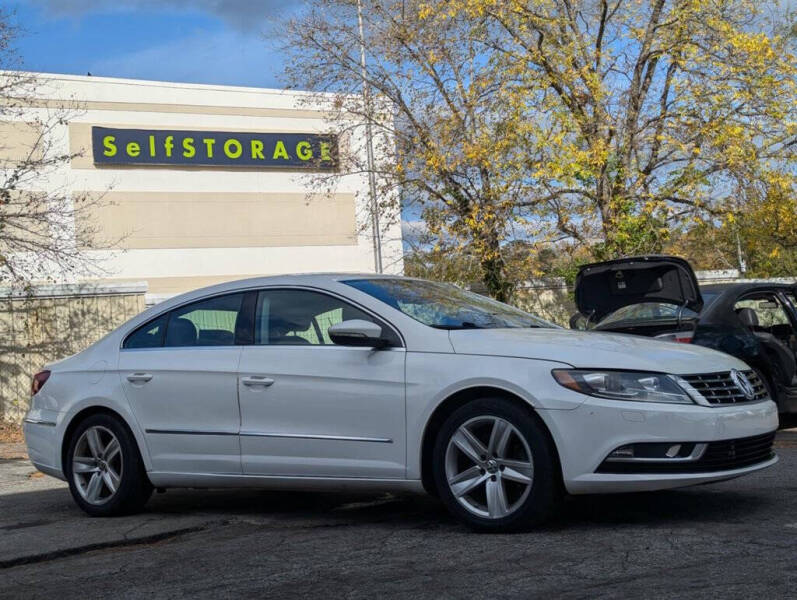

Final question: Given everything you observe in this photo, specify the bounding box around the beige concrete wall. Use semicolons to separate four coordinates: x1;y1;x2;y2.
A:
36;99;330;121
103;275;253;295
0;286;146;423
0;121;43;162
76;191;357;249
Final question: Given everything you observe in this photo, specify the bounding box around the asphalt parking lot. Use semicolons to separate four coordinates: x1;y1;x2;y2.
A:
1;432;796;600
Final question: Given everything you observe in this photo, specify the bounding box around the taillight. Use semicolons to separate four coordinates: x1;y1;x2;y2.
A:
654;331;694;344
31;370;51;396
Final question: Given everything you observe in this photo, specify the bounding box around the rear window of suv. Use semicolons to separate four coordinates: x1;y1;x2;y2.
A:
598;302;700;326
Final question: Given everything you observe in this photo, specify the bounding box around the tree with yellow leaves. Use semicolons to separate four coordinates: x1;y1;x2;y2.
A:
282;1;796;299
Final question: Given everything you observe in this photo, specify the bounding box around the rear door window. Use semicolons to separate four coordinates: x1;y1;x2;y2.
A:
123;313;168;349
124;292;252;349
165;293;246;347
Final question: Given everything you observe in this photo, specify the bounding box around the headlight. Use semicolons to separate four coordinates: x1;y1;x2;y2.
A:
551;369;696;404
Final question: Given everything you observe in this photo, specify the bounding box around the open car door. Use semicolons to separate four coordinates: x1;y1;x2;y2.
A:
574;255;703;325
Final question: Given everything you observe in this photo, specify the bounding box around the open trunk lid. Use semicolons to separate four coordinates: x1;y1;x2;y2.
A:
574;255;703;323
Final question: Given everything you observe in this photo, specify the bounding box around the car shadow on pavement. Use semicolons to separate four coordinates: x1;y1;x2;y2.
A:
551;488;772;530
0;483;774;534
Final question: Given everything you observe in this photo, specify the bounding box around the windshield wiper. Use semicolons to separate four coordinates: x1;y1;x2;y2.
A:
430;321;484;330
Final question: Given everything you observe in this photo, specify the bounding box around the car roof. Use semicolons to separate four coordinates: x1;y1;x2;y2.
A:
168;272;418;299
124;273;426;335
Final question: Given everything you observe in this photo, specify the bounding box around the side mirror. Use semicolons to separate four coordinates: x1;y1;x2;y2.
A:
328;319;388;348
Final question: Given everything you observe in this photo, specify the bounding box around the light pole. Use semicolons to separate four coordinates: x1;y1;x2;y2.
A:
357;0;383;273
735;227;747;275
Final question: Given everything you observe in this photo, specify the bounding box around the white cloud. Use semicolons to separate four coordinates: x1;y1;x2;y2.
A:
87;29;281;87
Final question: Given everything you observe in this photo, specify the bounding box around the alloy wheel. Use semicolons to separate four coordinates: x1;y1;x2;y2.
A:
444;416;534;519
72;425;124;505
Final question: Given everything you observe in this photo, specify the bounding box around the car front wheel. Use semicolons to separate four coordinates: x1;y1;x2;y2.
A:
65;413;153;517
432;397;559;532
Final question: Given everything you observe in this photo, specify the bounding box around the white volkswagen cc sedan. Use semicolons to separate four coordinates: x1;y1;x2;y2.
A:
24;275;779;531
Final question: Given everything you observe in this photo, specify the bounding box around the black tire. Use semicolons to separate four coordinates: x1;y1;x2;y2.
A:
432;397;559;533
65;413;153;517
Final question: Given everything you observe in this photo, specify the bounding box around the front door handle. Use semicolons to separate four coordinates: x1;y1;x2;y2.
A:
127;373;153;383
241;376;275;387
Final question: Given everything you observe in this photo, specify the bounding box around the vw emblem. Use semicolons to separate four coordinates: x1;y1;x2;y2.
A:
730;369;756;400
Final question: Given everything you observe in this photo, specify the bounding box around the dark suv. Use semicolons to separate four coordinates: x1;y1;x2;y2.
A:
572;256;797;414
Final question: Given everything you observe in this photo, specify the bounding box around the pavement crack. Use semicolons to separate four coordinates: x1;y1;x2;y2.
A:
122;517;156;540
0;524;208;570
0;519;55;531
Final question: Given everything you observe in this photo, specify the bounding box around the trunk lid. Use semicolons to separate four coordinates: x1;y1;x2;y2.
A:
574;255;703;323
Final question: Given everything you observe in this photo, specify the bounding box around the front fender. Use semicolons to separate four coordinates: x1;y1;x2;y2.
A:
405;353;581;479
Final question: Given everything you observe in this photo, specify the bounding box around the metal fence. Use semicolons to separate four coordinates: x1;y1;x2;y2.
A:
0;282;147;423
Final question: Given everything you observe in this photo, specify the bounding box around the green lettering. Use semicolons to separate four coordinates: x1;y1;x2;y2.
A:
102;135;117;157
148;135;156;157
272;140;290;160
126;141;140;157
224;138;242;159
182;137;196;158
320;142;332;162
203;138;215;158
296;141;313;161
251;140;264;160
164;135;175;158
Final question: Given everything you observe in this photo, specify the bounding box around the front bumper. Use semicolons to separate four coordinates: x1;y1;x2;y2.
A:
539;397;779;495
564;455;778;494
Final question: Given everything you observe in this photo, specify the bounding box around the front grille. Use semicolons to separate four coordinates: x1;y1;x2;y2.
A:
681;370;768;405
596;432;776;474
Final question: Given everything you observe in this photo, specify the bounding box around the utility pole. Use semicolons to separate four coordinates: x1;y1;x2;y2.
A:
357;0;383;273
735;227;747;275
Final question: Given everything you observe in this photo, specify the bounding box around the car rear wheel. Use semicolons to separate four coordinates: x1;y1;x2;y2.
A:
432;397;559;532
65;413;153;517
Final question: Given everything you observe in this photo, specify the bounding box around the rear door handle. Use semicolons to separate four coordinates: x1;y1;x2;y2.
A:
241;376;275;387
127;373;153;383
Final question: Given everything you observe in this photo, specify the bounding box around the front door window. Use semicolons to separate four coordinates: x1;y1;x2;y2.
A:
254;289;399;346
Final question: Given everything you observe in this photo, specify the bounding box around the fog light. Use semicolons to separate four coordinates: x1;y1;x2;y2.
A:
604;442;704;463
608;445;634;459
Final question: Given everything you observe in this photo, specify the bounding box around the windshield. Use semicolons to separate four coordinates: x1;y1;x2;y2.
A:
344;278;556;330
598;302;700;326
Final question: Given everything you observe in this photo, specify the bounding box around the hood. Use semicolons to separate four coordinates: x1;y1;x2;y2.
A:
575;256;703;323
448;328;748;374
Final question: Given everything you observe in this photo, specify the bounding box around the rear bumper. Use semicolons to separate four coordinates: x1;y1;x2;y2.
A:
540;397;779;495
23;411;65;481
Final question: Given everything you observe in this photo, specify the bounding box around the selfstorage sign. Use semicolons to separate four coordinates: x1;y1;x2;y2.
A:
92;127;338;170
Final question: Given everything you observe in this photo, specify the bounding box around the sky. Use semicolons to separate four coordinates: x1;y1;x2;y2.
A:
4;0;293;88
2;0;422;242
